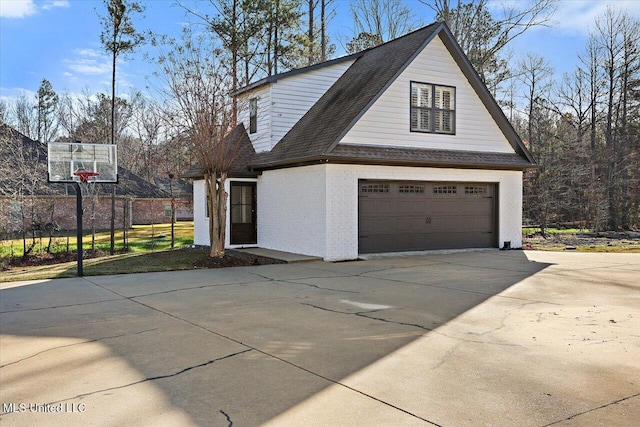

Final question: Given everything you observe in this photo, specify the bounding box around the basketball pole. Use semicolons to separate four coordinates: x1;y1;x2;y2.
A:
75;182;83;277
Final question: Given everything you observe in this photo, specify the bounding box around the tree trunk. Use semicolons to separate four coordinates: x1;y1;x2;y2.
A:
308;0;314;65
110;186;116;254
110;42;117;255
206;172;228;258
320;0;326;61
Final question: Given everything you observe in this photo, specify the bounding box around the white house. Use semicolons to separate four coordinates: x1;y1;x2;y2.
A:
186;22;536;261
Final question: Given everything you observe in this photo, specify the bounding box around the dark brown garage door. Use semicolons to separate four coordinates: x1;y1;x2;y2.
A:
358;181;496;253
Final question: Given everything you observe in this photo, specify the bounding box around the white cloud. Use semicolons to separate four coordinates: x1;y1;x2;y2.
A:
66;58;111;75
64;48;111;76
553;0;640;36
0;0;37;18
1;0;69;18
42;0;70;11
74;48;103;58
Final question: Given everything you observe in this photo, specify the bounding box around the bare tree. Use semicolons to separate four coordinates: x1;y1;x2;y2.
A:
0;100;7;125
152;30;241;257
517;53;556;234
517;52;554;152
349;0;417;45
427;0;555;93
11;93;37;140
0;125;53;256
126;91;163;181
99;0;145;254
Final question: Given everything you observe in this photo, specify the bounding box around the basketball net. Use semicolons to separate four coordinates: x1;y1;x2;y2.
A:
74;169;99;198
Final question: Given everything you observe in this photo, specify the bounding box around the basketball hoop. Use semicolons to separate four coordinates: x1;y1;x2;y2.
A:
74;169;99;198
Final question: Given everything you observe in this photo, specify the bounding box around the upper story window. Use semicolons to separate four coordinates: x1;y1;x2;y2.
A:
410;82;455;134
249;98;258;134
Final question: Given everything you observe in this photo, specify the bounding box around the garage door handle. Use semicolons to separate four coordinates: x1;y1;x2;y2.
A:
425;217;432;224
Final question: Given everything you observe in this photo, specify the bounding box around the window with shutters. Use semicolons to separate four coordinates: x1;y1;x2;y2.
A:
410;82;455;134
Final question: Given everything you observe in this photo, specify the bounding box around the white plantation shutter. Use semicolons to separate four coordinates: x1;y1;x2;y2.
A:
410;83;455;133
434;86;454;110
434;86;455;133
411;83;431;107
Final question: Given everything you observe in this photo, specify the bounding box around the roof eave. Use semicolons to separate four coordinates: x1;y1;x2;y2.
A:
250;155;538;172
181;168;260;180
232;52;364;97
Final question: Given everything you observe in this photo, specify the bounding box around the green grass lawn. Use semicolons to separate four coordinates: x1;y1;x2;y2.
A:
522;227;590;235
0;222;199;282
0;246;211;282
0;222;194;258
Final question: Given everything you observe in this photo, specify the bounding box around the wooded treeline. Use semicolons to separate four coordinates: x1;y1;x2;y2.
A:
1;0;638;234
512;8;640;231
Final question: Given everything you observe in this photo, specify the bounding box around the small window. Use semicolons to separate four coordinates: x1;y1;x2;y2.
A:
411;82;455;134
465;186;487;195
433;185;457;194
399;185;425;194
361;183;389;193
249;98;258;134
164;203;172;217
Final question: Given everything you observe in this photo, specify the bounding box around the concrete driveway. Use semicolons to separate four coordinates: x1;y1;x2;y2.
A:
1;250;638;426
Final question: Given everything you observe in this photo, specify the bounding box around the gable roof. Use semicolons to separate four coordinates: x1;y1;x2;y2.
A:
182;123;258;179
250;22;535;171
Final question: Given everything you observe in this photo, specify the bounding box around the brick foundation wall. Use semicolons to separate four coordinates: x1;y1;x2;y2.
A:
1;196;193;233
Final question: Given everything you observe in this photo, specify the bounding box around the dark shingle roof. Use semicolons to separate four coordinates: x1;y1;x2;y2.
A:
252;23;442;168
246;22;535;171
182;123;258;179
153;177;193;199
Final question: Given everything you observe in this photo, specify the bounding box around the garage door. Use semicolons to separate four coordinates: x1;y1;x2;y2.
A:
358;181;496;253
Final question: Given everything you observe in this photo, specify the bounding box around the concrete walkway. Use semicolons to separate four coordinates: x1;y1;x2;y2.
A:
1;251;638;426
234;247;322;263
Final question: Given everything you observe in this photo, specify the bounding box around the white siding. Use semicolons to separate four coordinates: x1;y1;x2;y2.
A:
238;85;272;153
237;60;355;153
270;60;355;147
257;165;327;257
340;35;514;153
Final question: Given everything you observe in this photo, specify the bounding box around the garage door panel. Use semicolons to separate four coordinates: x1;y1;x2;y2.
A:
359;180;496;253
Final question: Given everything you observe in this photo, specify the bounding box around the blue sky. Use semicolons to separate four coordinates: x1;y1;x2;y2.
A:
1;0;640;103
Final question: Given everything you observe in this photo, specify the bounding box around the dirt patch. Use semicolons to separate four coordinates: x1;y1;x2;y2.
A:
192;249;286;268
523;231;640;252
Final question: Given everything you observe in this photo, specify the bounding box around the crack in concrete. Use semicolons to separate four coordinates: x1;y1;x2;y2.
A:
77;278;441;426
248;271;361;294
282;279;360;294
0;328;157;369
39;349;253;407
542;392;640;426
302;303;519;347
128;281;257;299
220;409;233;426
0;298;122;314
432;342;460;370
1;313;162;335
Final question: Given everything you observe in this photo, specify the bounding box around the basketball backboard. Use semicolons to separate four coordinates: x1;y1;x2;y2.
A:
48;142;118;183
